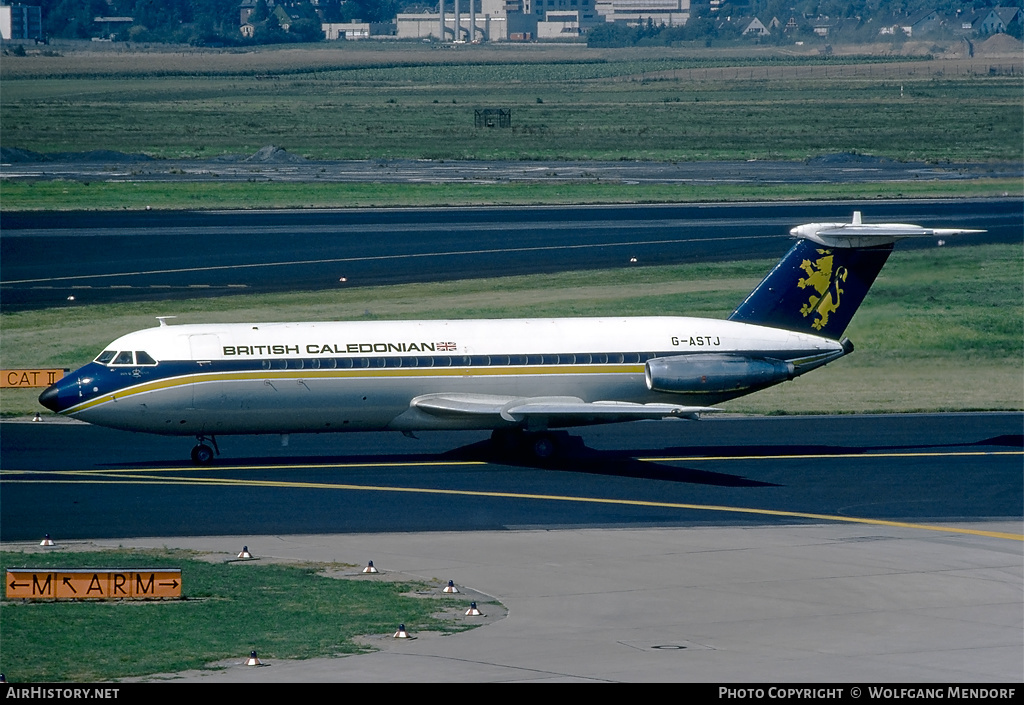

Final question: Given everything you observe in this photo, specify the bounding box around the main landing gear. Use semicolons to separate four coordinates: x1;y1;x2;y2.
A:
490;428;562;461
190;435;219;465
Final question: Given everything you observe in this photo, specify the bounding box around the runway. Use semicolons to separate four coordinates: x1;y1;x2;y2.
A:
2;199;1019;310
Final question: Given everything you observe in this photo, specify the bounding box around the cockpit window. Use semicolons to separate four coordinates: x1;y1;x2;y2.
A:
135;351;157;365
113;351;135;365
95;350;116;364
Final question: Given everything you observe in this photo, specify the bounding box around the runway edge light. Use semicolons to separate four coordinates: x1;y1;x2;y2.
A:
237;546;253;559
39;534;54;547
393;624;411;639
246;651;263;666
466;602;483;616
443;580;460;593
363;560;378;574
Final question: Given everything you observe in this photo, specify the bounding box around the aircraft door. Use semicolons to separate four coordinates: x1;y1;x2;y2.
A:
187;334;231;412
188;334;225;361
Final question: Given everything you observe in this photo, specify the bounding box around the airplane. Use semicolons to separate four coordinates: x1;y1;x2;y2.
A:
38;212;981;465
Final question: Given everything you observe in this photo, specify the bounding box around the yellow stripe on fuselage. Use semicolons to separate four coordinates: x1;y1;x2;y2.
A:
63;363;648;415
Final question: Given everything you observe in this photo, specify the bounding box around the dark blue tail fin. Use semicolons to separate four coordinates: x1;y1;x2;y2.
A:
729;239;893;339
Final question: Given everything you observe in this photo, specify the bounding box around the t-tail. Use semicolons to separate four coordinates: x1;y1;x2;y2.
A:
729;211;984;340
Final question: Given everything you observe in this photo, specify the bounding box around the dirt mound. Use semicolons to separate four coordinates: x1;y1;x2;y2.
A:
243;145;307;163
975;33;1024;58
0;147;45;163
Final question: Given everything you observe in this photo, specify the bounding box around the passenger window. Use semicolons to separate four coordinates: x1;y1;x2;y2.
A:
113;351;134;365
135;351;157;365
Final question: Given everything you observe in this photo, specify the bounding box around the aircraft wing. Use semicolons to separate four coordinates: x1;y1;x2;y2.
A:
411;393;716;424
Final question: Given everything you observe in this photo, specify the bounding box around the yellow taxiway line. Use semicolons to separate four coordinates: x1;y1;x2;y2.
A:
3;454;1021;542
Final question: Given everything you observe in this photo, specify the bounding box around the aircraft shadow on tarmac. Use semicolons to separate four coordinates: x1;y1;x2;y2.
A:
105;433;1021;488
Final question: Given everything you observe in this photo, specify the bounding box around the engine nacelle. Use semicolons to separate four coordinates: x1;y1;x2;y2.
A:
645;354;795;394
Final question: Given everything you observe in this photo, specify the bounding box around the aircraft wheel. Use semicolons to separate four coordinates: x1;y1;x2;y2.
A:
530;433;558;460
191;444;215;465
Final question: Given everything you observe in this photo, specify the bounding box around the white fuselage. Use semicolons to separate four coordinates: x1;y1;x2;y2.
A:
55;317;843;436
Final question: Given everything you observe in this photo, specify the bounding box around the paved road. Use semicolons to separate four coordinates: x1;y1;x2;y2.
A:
2;199;1019;310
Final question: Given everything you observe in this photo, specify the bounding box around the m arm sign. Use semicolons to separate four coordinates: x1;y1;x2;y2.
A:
2;369;68;388
6;569;182;599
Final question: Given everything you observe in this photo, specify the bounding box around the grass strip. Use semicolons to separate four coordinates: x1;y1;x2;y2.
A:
1;179;1020;211
0;548;486;682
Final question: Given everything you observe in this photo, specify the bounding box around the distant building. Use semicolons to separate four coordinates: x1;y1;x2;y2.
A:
738;16;770;36
878;9;939;37
397;0;519;42
958;7;1022;35
537;10;582;37
323;22;370;39
593;0;689;27
93;16;134;40
977;6;1022;34
0;3;44;41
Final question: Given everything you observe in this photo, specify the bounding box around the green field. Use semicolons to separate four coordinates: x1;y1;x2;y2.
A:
3;243;1021;417
2;178;1020;211
2;46;1020;164
0;548;490;682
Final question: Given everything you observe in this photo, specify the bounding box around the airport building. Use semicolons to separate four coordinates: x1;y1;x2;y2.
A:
396;0;536;41
394;0;690;41
0;3;44;42
593;0;689;26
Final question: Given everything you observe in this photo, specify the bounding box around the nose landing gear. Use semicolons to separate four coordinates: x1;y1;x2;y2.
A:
190;435;219;465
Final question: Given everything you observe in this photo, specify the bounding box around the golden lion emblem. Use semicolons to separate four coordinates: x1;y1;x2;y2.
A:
797;249;848;331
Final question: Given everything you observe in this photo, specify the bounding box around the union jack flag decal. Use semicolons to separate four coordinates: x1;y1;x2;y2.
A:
436;342;457;351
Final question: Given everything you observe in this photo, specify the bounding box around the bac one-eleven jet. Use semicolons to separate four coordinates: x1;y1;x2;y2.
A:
39;212;981;464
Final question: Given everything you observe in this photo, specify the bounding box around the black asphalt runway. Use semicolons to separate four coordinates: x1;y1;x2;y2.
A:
2;413;1020;541
2;199;1019;310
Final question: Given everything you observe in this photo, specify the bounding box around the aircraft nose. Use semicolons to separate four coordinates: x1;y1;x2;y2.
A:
38;383;62;412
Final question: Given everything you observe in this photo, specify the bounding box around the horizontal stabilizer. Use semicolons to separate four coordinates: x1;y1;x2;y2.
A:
790;211;984;248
